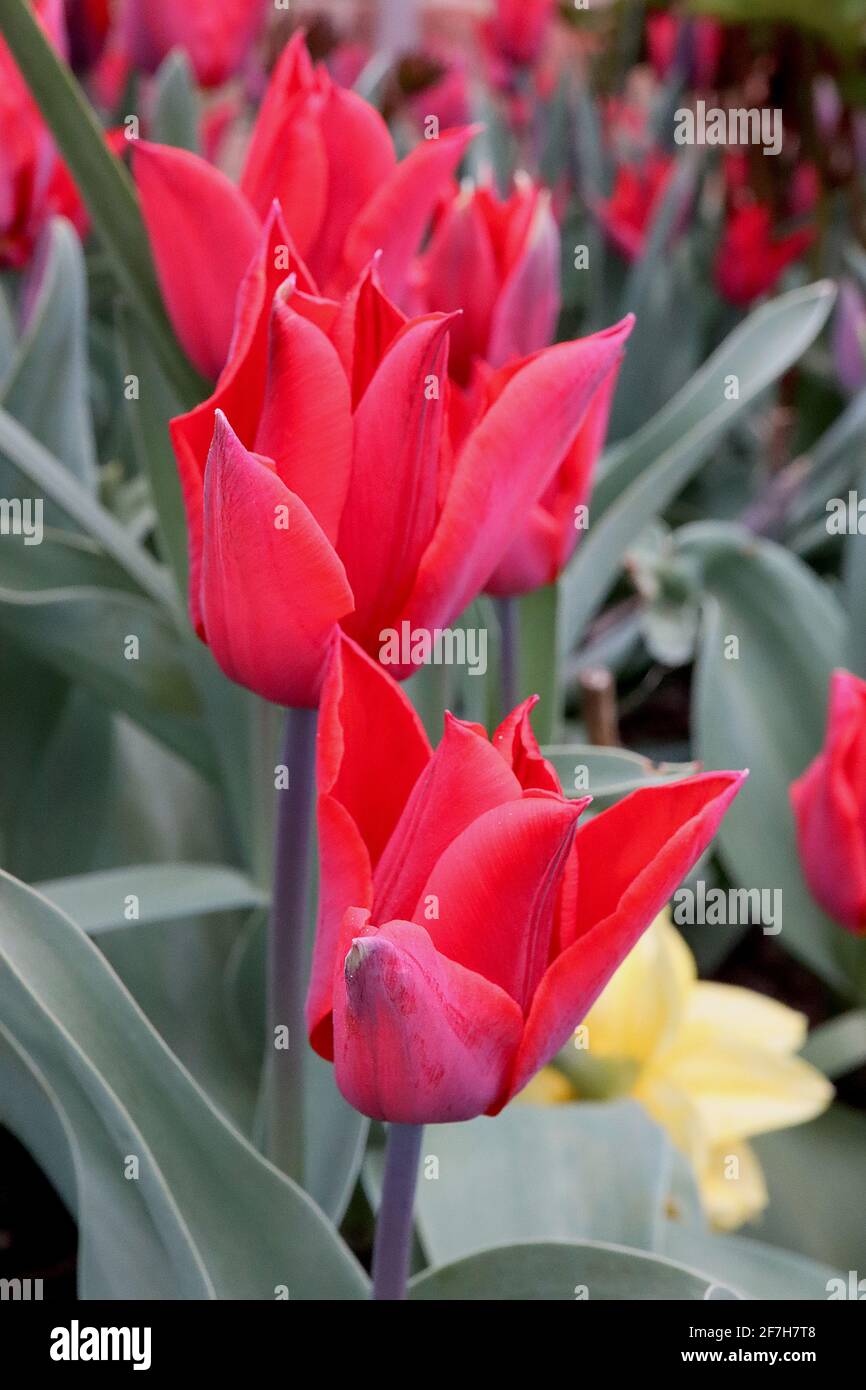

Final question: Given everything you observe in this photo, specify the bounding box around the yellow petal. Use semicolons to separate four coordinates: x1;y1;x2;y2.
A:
698;1140;768;1232
583;911;695;1064
682;982;809;1055
655;1036;834;1145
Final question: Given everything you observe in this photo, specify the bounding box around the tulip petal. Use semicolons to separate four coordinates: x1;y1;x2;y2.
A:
133;141;260;379
790;668;866;933
487;192;561;368
255;293;353;546
338;313;455;648
304;84;396;288
330;259;407;407
415;792;587;1010
505;771;747;1102
401;318;634;638
334;914;523;1123
307;634;432;1054
170;207;314;635
493;695;562;792
199;414;353;707
336;126;479;302
419;192;499;383
373;713;523;925
240;32;328;253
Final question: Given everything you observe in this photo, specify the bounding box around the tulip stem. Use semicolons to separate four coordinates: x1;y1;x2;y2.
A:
266;705;318;1184
497;596;520;716
372;1124;424;1301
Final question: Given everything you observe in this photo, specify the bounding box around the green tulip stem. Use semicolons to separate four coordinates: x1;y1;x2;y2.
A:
266;705;318;1183
497;595;520;717
372;1123;425;1301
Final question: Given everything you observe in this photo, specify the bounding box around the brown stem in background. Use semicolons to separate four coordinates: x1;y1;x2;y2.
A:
579;666;621;747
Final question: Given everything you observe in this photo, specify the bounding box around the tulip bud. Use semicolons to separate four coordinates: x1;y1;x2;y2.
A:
791;670;866;934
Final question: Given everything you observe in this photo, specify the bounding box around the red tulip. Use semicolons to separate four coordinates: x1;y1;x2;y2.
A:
414;178;561;386
483;356;621;595
170;207;633;706
647;14;723;89
715;205;814;307
597;155;676;262
118;0;266;88
0;0;85;268
791;670;866;934
307;632;745;1123
484;0;556;69
133;33;478;378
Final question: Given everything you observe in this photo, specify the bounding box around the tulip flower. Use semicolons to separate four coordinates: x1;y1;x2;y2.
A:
483;0;556;70
118;0;266;88
715;204;814;308
169;205;633;707
597;155;676;262
307;631;746;1122
413;178;620;597
791;669;866;933
133;32;478;378
413;177;561;387
523;911;832;1230
0;0;85;268
646;14;723;90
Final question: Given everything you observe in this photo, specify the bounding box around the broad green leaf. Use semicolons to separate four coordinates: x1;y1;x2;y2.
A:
116;303;189;595
151;50;200;153
518;585;558;741
688;522;866;996
801;1011;866;1079
410;1241;738;1300
0;217;97;501
0;583;216;778
559;283;836;656
224;907;369;1222
0;1021;186;1299
37;864;266;935
0;870;368;1299
543;744;699;807
0;0;207;404
663;1226;841;1301
0;404;177;612
0;526;139;593
412;1101;688;1268
754;1105;866;1275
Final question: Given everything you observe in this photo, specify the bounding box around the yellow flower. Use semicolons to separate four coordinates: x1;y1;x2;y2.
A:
522;911;834;1231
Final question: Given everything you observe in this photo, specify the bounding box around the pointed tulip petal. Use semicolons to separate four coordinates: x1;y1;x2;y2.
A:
493;696;562;792
170;207;311;635
199;413;353;707
487;192;561;368
307;633;432;1055
402;318;634;636
133;141;260;378
416;792;588;1010
330;259;407;407
505;771;747;1102
338;313;455;648
255;292;353;546
336;126;479;302
304;84;396;288
373;713;522;924
334;915;523;1122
